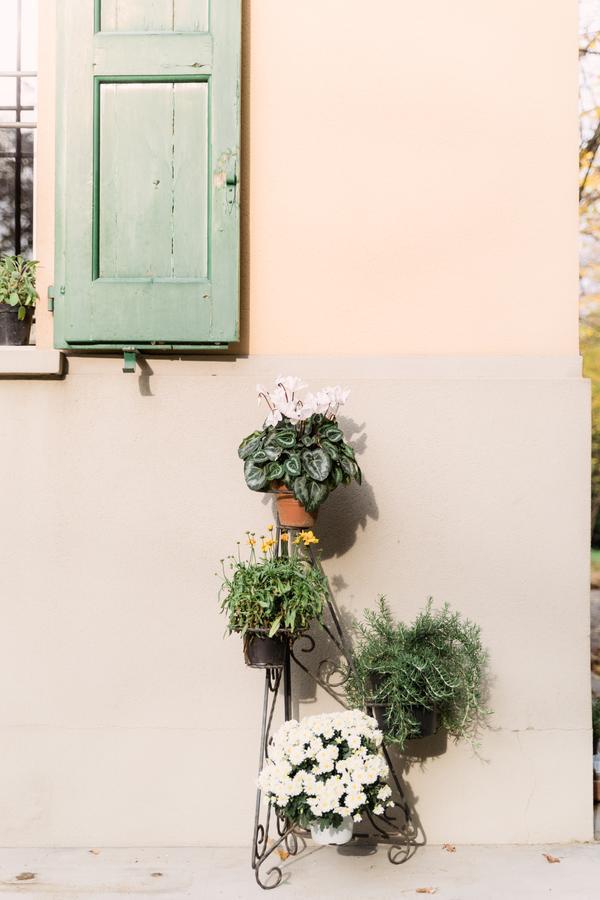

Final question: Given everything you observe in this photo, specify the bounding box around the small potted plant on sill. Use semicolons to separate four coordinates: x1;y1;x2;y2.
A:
258;709;394;845
238;376;361;528
0;255;38;346
219;529;328;668
345;598;489;750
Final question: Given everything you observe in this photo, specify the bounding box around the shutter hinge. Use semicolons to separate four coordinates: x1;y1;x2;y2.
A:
47;285;65;313
226;157;238;209
122;347;138;374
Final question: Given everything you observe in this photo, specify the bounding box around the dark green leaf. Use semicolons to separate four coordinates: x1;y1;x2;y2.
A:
274;429;297;449
321;439;339;461
302;448;331;482
266;461;285;481
293;475;310;507
244;459;268;491
238;432;263;460
284;455;302;478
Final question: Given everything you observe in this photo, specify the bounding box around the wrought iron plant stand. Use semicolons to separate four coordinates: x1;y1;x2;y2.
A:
251;523;421;890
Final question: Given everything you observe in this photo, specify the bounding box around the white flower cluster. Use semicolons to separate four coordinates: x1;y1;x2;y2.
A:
258;709;394;824
256;375;351;428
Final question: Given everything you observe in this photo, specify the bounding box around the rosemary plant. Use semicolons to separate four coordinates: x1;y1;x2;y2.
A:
346;598;490;749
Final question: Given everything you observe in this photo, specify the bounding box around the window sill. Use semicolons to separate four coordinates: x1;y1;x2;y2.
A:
0;347;64;377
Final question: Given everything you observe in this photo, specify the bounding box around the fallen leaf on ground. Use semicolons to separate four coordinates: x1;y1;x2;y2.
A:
151;872;163;877
416;889;437;895
88;849;101;855
15;873;35;881
277;849;289;861
442;843;456;853
543;853;560;864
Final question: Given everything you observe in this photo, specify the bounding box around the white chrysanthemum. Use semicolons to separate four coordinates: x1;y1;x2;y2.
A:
377;784;392;800
373;804;385;816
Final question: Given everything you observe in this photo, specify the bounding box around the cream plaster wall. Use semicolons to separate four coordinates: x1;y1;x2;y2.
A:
0;358;591;845
5;0;590;849
35;0;580;355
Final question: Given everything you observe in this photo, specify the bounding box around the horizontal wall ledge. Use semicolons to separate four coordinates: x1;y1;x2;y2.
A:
63;352;584;380
0;347;64;377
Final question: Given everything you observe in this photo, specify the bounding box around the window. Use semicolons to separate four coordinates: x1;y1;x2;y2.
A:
53;0;241;352
0;0;37;258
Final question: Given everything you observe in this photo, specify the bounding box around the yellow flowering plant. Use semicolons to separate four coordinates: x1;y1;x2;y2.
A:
219;531;329;638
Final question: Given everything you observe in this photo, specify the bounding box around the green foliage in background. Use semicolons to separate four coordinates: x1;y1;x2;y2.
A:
219;538;328;637
0;255;38;320
239;413;361;512
593;695;600;750
345;598;490;749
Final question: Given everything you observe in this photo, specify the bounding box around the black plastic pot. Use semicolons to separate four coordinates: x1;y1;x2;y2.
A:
371;703;438;739
0;305;33;345
243;631;288;669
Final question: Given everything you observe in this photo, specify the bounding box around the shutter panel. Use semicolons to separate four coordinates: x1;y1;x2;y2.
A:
54;0;240;350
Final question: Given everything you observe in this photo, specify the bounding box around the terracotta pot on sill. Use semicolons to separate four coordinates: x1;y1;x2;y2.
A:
272;485;317;529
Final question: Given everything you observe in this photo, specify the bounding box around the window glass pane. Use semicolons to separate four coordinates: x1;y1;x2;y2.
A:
0;130;17;156
0;154;16;255
20;154;34;257
21;108;36;124
20;0;38;70
21;76;36;108
0;1;18;71
0;78;16;107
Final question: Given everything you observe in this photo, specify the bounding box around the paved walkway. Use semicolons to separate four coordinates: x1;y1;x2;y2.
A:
0;844;598;899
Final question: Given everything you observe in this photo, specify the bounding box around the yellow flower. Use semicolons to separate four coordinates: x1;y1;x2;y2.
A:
281;532;289;543
294;530;319;546
267;524;274;532
261;537;277;553
247;536;256;547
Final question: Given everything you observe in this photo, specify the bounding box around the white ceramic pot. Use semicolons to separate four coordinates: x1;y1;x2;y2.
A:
310;816;353;845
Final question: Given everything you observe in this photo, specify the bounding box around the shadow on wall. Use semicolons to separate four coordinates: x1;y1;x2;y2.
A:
261;416;379;557
319;416;378;559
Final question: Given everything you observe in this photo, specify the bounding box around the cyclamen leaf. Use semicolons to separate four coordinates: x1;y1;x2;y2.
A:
251;449;270;465
293;475;310;507
340;442;356;459
244;459;268;491
321;425;343;443
307;480;329;511
264;442;282;461
302;448;331;482
284;455;302;478
238;433;262;460
266;461;285;481
321;439;339;460
274;429;296;449
340;456;359;480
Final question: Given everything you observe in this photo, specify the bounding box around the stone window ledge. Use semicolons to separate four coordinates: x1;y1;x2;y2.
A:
0;347;64;377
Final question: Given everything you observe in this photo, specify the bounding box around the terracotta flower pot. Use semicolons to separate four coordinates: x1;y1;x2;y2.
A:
273;485;317;529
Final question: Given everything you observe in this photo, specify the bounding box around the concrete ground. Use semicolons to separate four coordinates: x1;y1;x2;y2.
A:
0;844;598;900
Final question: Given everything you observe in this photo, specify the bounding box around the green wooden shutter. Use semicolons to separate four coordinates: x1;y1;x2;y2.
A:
54;0;240;350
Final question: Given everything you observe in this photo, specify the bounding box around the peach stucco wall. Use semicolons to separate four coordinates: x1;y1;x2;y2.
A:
9;0;588;850
36;0;580;356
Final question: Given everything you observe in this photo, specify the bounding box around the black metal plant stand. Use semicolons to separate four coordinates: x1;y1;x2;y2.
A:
251;523;421;890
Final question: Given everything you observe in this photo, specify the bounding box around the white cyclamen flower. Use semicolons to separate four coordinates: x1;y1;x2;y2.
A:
275;375;307;398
